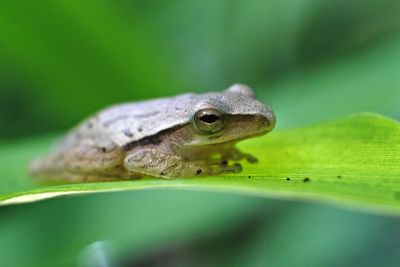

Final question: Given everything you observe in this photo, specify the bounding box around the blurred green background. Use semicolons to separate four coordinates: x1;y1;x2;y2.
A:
1;0;400;266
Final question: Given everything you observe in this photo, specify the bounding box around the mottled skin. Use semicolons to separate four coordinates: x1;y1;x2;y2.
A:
30;84;276;182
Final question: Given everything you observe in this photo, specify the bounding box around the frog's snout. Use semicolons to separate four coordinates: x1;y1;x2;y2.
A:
265;111;276;132
257;110;276;134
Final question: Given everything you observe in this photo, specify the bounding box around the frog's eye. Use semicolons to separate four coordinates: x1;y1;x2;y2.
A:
193;108;225;134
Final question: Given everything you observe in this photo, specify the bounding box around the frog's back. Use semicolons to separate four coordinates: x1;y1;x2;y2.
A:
52;93;194;149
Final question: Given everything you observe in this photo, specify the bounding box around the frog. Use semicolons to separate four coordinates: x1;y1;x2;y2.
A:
29;84;276;182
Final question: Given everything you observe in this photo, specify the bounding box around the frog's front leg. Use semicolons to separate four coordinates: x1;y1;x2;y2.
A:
124;148;242;179
222;146;258;164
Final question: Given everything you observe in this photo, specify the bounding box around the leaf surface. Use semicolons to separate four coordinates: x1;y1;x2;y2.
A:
1;113;399;214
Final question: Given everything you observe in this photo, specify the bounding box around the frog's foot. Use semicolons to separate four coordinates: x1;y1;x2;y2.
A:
217;162;243;173
221;147;258;164
244;154;258;163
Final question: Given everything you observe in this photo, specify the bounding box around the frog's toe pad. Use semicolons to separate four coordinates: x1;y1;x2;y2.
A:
246;155;258;163
229;163;243;173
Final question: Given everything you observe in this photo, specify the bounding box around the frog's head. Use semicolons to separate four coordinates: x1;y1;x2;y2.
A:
188;84;275;146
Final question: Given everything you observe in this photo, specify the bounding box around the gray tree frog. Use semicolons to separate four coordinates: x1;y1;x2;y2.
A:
29;84;276;182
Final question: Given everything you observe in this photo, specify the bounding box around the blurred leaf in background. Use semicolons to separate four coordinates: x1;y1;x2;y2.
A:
1;0;400;266
0;0;399;138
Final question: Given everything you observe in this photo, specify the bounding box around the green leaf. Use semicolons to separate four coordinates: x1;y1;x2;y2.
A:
0;113;399;214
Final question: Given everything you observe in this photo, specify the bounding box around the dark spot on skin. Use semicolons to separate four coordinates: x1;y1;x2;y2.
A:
303;177;310;182
337;175;342;179
196;169;202;175
286;177;290;181
123;128;134;138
